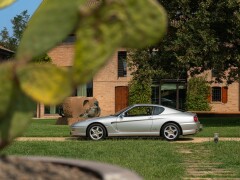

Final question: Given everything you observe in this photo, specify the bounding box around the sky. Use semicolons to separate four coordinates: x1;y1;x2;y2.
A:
0;0;42;35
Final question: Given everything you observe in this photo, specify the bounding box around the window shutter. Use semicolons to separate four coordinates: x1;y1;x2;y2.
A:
207;87;212;102
222;86;228;103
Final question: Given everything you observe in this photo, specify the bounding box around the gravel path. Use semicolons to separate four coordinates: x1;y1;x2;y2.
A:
15;137;240;143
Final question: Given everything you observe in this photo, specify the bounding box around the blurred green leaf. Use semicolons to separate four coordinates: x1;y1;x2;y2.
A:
73;2;124;84
122;0;167;48
0;0;15;8
73;0;167;83
16;0;87;61
0;62;14;118
0;86;35;149
17;64;72;105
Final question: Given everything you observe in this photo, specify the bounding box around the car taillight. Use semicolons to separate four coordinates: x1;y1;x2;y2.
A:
194;115;198;122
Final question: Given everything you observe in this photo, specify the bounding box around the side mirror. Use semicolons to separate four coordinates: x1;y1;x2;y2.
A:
119;113;125;119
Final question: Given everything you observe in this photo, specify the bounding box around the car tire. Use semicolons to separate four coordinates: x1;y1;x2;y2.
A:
87;124;106;141
161;123;180;141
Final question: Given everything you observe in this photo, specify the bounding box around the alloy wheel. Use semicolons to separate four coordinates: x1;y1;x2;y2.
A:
89;125;104;140
163;124;179;140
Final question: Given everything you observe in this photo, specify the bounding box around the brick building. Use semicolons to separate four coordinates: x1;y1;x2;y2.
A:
36;38;240;118
204;70;239;113
36;37;130;118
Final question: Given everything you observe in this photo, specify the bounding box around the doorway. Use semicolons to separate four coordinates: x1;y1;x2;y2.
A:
115;86;129;112
151;80;187;110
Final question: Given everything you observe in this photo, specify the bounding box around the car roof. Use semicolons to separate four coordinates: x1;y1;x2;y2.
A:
132;104;162;107
131;104;183;112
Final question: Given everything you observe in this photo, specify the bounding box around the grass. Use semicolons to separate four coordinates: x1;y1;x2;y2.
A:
1;140;185;180
196;117;240;137
2;118;240;179
206;141;240;177
23;119;69;137
178;141;240;178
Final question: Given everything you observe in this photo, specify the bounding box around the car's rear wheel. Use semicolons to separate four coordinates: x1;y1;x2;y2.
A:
87;124;106;141
161;123;180;141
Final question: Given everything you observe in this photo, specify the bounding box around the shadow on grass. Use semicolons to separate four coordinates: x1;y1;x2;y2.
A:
199;117;240;127
67;136;195;142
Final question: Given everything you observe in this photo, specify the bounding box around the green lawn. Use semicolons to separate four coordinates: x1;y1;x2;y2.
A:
2;140;240;179
1;140;185;180
205;141;240;177
196;117;240;137
23;119;69;137
2;118;240;179
177;141;240;178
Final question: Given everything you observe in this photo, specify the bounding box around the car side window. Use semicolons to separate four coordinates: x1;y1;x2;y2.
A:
153;107;164;115
125;106;153;117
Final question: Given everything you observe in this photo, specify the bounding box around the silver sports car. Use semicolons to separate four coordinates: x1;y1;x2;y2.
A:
70;104;202;141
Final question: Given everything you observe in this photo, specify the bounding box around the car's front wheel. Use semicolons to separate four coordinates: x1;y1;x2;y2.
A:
161;123;180;141
87;124;106;141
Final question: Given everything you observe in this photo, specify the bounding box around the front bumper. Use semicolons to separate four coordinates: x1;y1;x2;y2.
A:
70;127;86;137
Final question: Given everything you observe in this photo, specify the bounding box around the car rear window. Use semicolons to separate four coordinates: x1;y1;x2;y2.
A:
153;107;164;115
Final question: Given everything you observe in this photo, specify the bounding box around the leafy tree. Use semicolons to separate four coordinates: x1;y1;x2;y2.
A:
128;0;240;105
156;0;240;83
0;10;30;51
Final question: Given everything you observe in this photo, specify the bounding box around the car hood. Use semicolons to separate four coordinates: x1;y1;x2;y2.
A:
71;116;115;127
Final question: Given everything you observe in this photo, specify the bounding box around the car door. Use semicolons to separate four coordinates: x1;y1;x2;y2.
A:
150;106;165;132
116;106;153;133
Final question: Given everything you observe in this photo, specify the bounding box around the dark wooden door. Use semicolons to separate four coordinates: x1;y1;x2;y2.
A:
115;86;129;112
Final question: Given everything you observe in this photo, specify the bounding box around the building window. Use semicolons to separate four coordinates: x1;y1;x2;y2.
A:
212;69;218;78
151;85;159;104
211;86;228;103
63;35;76;43
151;81;187;110
212;87;222;102
86;81;93;97
44;105;62;115
74;81;93;97
118;51;127;77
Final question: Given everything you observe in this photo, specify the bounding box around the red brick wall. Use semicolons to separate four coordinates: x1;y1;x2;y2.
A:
93;49;131;116
210;82;239;113
195;70;240;113
48;43;74;67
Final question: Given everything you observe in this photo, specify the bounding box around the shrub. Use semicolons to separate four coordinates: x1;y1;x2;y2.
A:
186;76;211;111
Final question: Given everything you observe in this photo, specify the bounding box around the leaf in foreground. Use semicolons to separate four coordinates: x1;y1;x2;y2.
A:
0;87;35;149
16;0;86;61
73;1;124;84
0;0;15;8
0;62;14;118
122;0;167;48
17;64;72;105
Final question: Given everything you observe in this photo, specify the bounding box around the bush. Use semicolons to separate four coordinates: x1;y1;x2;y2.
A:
129;78;152;105
186;76;211;111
